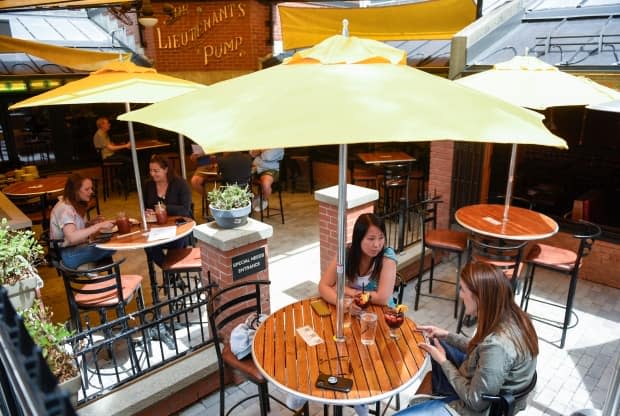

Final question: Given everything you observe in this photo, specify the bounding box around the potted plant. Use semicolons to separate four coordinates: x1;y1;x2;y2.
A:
22;300;81;406
0;218;45;310
208;184;254;228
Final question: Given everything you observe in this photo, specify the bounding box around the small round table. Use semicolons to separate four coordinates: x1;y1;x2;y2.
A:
252;299;429;415
455;204;558;240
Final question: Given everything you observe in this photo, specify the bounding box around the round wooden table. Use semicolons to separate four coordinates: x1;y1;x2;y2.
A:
252;299;429;414
94;216;195;251
2;176;66;198
455;204;558;240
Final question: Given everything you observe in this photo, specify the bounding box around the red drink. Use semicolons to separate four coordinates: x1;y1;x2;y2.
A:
155;203;168;225
116;213;131;234
354;292;371;309
384;309;405;339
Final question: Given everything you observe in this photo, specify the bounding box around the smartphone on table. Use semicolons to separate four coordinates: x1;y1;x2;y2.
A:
310;298;331;316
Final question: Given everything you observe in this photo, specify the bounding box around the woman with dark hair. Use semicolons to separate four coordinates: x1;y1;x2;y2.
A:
50;173;116;268
143;154;192;266
319;213;397;312
400;262;539;416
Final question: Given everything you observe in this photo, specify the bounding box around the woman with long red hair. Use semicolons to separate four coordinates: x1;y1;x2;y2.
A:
401;262;538;416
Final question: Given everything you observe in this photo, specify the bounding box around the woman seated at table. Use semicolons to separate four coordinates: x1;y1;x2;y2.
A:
401;262;538;416
50;173;116;269
319;213;397;309
143;154;192;267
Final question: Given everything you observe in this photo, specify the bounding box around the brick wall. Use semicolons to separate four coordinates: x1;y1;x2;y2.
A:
428;141;455;229
143;1;271;74
318;201;375;276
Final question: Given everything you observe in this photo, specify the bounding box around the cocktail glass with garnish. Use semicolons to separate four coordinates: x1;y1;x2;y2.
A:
384;304;408;339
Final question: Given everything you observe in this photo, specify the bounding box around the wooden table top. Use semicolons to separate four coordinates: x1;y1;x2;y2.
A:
2;176;67;197
135;139;170;151
455;204;559;240
253;299;429;407
358;152;416;165
94;216;195;250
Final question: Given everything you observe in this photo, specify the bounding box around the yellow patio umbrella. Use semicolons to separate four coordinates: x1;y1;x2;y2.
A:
119;31;566;340
456;56;620;218
10;60;205;230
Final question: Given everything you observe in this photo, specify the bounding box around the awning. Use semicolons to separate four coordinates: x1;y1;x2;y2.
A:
0;0;127;11
279;0;476;50
0;35;131;71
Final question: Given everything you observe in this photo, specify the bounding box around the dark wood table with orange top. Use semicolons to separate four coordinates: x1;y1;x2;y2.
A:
135;139;170;151
252;299;429;415
455;204;558;240
358;151;416;165
2;176;68;226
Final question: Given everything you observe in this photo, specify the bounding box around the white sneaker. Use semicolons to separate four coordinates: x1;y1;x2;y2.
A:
285;393;307;410
253;199;268;212
251;197;259;210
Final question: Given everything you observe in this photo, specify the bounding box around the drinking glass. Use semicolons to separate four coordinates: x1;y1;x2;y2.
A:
360;312;377;345
343;296;353;328
384;309;405;339
155;203;168;225
116;212;131;234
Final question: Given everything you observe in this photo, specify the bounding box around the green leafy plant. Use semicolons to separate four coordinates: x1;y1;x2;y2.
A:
208;184;253;210
21;300;78;383
0;218;45;285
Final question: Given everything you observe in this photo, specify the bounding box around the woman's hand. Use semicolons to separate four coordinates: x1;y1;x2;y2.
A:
417;325;449;339
96;220;116;232
418;337;447;365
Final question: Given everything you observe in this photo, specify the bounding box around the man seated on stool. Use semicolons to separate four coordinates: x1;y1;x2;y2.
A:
93;116;132;168
189;144;216;195
250;148;284;212
218;151;253;187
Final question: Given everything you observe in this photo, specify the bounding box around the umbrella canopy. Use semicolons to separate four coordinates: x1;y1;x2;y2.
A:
9;60;205;230
587;99;620;113
119;34;566;340
456;56;620;110
456;56;620;218
118;37;565;151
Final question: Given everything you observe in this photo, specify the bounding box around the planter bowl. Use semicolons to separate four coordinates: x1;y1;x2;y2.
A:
4;274;39;311
209;203;252;228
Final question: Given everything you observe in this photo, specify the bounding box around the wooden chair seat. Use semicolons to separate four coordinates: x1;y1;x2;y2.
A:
161;247;201;271
222;345;265;383
74;274;142;307
525;244;578;272
425;230;468;252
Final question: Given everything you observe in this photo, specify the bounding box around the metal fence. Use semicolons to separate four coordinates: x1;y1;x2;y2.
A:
378;198;425;254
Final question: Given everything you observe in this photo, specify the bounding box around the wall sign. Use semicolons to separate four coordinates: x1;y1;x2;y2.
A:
232;247;266;280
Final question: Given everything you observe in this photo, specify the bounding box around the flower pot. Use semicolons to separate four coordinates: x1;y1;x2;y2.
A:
209;203;251;228
4;274;39;311
59;373;81;407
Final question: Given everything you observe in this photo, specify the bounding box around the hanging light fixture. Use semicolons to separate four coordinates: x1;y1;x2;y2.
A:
138;0;158;27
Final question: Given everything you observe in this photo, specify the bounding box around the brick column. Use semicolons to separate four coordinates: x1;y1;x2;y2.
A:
193;218;274;333
428;141;455;229
315;185;379;276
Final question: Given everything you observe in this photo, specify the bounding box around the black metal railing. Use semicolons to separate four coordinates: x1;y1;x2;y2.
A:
0;287;76;416
65;284;214;405
377;198;425;254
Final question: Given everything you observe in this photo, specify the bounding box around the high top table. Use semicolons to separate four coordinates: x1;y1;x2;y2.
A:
252;299;429;415
2;176;68;227
455;204;558;241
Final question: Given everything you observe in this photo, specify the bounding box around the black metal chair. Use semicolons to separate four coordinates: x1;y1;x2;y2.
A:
379;163;412;214
207;280;308;416
482;371;537;416
520;220;602;348
414;198;468;318
456;236;527;334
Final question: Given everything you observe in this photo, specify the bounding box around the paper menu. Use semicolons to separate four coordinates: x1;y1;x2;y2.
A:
296;326;324;346
147;226;177;242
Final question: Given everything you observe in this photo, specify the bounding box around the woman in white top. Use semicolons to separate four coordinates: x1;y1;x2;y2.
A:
319;212;397;313
50;173;116;268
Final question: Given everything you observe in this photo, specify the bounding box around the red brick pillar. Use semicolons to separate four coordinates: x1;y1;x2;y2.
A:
193;218;274;335
428;141;456;229
315;185;379;276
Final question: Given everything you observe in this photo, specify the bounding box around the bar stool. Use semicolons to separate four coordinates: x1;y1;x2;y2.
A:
98;150;126;201
520;220;601;348
414;198;468;318
253;161;285;224
159;247;203;311
380;163;412;214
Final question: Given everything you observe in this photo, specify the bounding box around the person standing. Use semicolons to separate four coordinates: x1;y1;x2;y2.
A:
250;148;284;212
50;173;116;269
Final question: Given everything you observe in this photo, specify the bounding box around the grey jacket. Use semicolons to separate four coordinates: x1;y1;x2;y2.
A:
440;326;537;416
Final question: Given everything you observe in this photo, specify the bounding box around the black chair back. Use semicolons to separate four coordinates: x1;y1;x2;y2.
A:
468;236;528;291
482;371;537;416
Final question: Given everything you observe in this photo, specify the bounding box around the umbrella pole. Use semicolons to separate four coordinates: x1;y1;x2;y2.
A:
178;134;187;179
125;102;148;231
503;143;518;221
335;144;347;342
